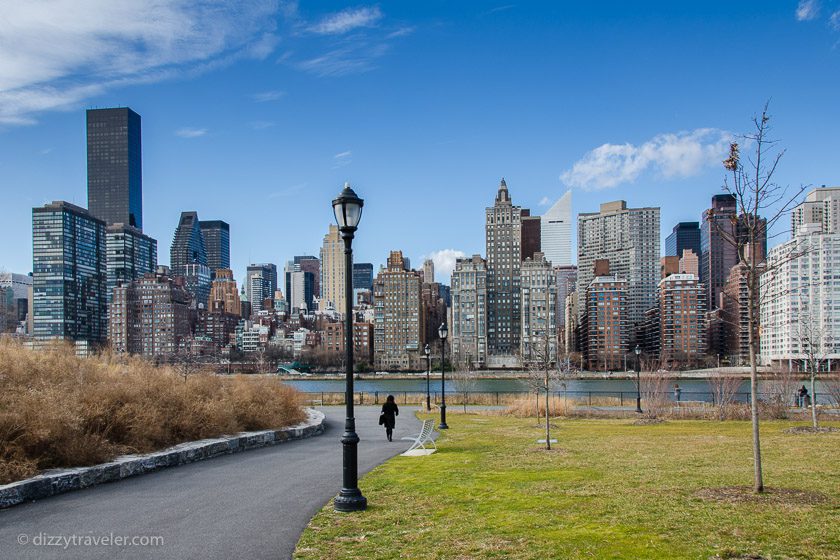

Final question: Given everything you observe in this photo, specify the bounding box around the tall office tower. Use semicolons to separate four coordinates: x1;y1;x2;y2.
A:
520;211;541;261
105;224;157;303
541;190;572;266
32;202;107;347
422;259;435;284
286;262;314;313
373;251;424;370
564;291;578;353
199;220;230;279
320;224;345;313
665;222;700;258
294;255;320;297
790;186;840;236
656;274;707;366
0;273;33;329
87;108;143;229
577;200;660;339
246;263;277;315
554;265;577;336
486;178;523;357
170;211;207;277
520;253;557;363
450;255;487;369
581;274;628;371
353;263;374;291
110;269;191;358
207;269;241;316
421;281;446;346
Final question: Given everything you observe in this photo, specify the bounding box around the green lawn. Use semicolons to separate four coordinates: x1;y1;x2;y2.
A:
294;414;840;560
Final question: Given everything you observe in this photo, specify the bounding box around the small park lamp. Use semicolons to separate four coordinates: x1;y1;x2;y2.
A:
634;344;643;414
425;343;431;411
438;322;449;429
332;182;367;513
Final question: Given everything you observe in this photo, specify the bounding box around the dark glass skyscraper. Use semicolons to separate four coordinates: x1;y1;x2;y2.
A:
105;224;157;303
171;211;209;308
87;108;143;229
353;263;374;291
199;220;230;278
665;222;701;257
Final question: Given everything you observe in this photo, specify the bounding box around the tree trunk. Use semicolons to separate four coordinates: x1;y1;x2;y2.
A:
747;284;764;493
544;370;551;450
811;372;818;430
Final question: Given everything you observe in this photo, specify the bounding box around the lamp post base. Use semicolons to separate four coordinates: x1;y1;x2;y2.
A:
635;397;643;414
438;404;448;430
334;488;367;512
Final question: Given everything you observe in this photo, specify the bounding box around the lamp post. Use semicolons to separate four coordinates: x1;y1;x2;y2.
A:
634;344;643;414
438;322;449;429
424;344;431;412
331;182;367;513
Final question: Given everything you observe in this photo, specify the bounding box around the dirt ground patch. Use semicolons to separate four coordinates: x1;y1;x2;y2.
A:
784;426;839;434
696;486;829;506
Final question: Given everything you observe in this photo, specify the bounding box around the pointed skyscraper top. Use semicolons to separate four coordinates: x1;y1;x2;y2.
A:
495;177;511;205
500;177;507;188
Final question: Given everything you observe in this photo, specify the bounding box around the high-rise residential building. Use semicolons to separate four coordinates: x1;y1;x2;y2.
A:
421;281;446;347
679;249;699;276
110;269;191;357
700;195;768;311
32;202;107;346
353;263;374;292
373;251;424;370
288;266;315;313
581;274;628;371
761;219;840;369
450;255;487;369
246;263;277;316
520;253;557;363
564;291;578;353
105;224;157;303
86;108;143;229
656;273;707;366
520;211;541;261
294;256;320;297
199;220;230;279
665;222;700;258
720;262;763;365
170;211;207;277
577;200;660;339
207;268;241;316
422;259;435;284
541;190;572;266
486;178;523;357
790;186;840;237
0;273;33;329
554;266;577;335
320;224;345;313
661;256;680;278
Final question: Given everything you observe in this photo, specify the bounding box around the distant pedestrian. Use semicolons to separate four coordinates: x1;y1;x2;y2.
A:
674;384;682;402
798;385;809;408
380;395;399;442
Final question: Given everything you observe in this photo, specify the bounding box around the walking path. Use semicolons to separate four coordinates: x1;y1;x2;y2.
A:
0;405;425;560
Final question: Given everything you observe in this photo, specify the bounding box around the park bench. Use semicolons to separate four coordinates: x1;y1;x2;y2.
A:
401;419;437;455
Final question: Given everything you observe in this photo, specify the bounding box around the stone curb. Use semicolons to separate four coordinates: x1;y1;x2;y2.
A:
0;409;326;510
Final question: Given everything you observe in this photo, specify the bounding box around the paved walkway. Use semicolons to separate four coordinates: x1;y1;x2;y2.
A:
0;406;426;560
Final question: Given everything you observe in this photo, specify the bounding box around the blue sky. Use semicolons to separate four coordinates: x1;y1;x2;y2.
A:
1;1;838;283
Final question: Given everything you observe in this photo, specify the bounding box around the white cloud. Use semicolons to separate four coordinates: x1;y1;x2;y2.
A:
422;249;467;283
560;128;733;191
333;150;352;168
0;0;280;125
831;10;840;29
796;0;820;21
309;6;382;35
297;43;389;77
250;90;285;102
538;196;552;206
249;120;276;130
175;127;208;138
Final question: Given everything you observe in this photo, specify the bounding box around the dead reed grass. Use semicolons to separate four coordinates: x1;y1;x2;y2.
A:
0;339;304;484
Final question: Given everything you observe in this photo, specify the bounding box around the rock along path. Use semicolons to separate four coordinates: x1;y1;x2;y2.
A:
0;405;425;560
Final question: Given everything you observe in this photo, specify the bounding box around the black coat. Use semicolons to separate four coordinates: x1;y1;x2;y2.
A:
381;401;399;429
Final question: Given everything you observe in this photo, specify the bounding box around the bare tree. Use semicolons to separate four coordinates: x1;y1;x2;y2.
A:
707;371;742;421
451;360;477;413
797;311;834;429
524;332;560;450
717;103;807;492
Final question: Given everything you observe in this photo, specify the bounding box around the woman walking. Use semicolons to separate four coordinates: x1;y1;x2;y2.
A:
380;395;399;442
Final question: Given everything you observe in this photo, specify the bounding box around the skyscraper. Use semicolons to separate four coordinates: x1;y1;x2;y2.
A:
577;200;660;337
320;224;345;313
199;220;230;278
422;259;435;284
581;274;628;371
520;211;541;261
294;255;321;297
353;263;374;291
520;252;557;363
285;261;314;313
86;108;143;229
170;211;207;277
373;251;424;370
450;255;487;368
105;224;157;304
32;202;107;347
665;222;700;258
246;263;277;315
486;178;522;357
541;190;572;266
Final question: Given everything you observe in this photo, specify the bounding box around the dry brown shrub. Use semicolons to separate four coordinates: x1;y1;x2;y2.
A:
0;339;304;484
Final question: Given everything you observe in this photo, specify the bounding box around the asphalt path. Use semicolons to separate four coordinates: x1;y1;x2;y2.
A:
0;405;425;560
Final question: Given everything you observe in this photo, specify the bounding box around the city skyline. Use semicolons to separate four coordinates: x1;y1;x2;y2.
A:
2;3;839;282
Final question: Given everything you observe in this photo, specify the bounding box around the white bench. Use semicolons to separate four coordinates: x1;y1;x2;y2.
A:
401;419;437;455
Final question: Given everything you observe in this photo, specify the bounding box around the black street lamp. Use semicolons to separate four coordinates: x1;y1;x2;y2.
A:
634;344;643;414
424;344;431;412
332;183;367;513
438;322;449;429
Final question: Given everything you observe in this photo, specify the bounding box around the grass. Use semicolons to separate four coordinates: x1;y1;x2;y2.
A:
0;339;305;484
295;413;840;560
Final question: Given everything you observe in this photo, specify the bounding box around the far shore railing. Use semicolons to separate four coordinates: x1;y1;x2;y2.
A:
297;389;837;408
